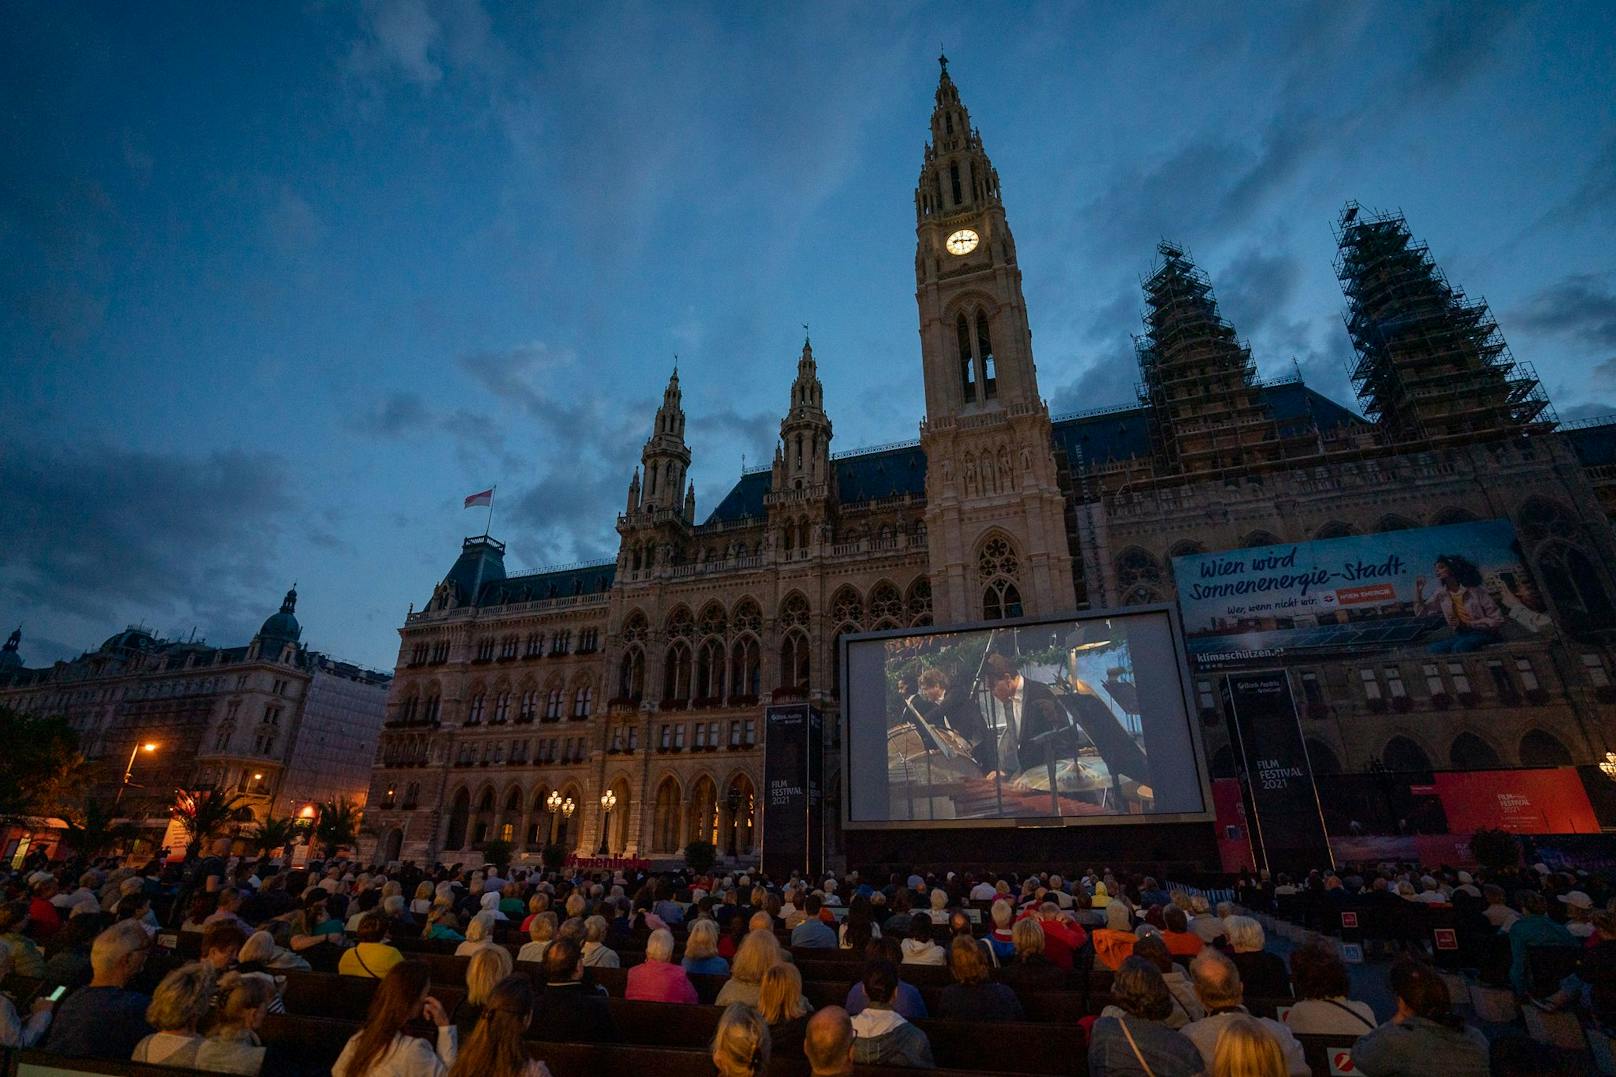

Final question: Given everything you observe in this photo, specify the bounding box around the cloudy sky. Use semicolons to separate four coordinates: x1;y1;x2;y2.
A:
3;2;1613;671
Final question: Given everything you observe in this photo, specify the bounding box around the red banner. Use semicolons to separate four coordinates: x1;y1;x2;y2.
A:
1434;768;1599;835
1212;778;1257;873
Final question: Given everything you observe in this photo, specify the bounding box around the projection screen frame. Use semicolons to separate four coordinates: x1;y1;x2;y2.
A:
839;602;1216;831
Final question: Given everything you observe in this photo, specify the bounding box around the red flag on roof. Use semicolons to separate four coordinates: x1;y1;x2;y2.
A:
464;488;494;509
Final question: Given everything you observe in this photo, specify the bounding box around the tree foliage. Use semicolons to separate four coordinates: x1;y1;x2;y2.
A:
313;797;362;857
58;798;137;858
480;838;513;870
171;786;255;859
249;811;306;856
684;840;717;874
0;704;89;824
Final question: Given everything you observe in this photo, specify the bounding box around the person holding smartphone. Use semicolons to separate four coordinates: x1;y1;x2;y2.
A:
0;938;54;1047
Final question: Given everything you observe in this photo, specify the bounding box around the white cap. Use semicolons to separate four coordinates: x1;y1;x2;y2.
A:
1559;890;1593;910
1533;862;1551;875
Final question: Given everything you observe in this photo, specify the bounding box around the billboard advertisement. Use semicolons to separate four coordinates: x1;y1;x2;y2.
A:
1223;671;1333;874
1173;519;1550;670
841;606;1211;828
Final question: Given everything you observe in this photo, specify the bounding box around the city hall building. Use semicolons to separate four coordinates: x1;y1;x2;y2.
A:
363;59;1616;869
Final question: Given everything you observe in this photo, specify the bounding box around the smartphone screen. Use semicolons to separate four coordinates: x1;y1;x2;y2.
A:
46;986;67;1003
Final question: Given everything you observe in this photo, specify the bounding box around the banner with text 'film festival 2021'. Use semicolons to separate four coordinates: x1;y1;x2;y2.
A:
1172;518;1550;671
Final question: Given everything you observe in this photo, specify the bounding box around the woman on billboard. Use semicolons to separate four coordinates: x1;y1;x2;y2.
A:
1414;554;1506;653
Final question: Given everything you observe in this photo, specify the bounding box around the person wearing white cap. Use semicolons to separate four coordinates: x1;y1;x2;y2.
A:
1560;891;1596;938
1453;872;1480;899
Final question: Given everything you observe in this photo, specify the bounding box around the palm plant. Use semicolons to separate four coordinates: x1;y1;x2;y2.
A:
58;798;137;859
170;786;255;860
249;810;306;857
312;797;361;859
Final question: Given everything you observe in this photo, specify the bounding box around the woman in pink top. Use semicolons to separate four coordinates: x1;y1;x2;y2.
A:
625;929;698;1004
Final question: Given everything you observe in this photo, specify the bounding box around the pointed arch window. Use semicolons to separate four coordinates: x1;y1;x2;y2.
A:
976;312;996;400
696;638;725;700
618;647;644;701
664;641;693;701
780;631;810;692
977;535;1024;621
731;637;760;699
957;313;976;400
949;160;963;206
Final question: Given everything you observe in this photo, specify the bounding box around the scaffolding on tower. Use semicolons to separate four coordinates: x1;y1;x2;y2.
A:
1333;202;1555;442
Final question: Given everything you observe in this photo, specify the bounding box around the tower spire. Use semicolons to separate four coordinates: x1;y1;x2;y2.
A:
636;364;692;512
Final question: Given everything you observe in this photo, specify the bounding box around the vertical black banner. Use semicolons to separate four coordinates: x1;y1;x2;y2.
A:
1223;671;1332;874
763;704;822;881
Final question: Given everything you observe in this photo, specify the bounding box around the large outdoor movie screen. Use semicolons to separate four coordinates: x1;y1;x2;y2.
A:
843;609;1209;825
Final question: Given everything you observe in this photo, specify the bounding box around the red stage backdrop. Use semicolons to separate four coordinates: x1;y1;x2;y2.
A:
1433;767;1599;835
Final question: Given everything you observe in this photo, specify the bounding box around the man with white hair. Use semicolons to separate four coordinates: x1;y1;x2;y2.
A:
42;921;154;1059
822;878;842;907
968;876;997;902
1411;876;1446;905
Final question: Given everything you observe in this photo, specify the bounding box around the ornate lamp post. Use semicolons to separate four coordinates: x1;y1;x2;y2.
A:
724;787;741;857
114;741;158;808
598;790;618;855
560;797;576;851
546;790;563;844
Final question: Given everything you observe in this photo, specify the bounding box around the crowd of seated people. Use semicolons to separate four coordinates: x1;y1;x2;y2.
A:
0;848;1611;1075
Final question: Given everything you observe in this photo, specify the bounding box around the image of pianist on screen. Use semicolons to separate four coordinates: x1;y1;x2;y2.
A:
886;635;1156;819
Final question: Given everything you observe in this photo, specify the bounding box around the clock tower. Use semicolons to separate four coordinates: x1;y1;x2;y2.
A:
915;55;1076;623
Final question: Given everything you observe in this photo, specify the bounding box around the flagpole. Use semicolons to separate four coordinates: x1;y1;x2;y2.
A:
485;486;496;539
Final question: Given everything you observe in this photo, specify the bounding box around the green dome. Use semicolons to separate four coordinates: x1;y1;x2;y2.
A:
258;588;302;647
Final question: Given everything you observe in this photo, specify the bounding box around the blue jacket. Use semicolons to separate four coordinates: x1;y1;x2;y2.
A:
1508;914;1577;993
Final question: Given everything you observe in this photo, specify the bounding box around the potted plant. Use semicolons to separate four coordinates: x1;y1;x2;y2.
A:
481;838;513;871
541;843;567;871
684;839;717;875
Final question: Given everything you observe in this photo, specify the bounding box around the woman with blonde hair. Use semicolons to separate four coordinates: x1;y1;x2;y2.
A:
518;893;550;934
757;963;813;1054
131;963;213;1066
410;882;435;917
425;905;465;943
453;946;514;1039
711;1002;771;1077
682;917;729;976
447;975;552;1077
454;911;499;957
1212;1015;1288;1077
716;930;784;1007
198;974;274;1075
517;912;557;965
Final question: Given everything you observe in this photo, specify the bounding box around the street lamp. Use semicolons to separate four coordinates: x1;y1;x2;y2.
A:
725;788;741;857
598;790;618;855
114;742;158;808
546;790;563;844
560;797;576;852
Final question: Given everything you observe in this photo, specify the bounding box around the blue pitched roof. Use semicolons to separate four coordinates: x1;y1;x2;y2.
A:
477;562;616;606
699;384;1369;521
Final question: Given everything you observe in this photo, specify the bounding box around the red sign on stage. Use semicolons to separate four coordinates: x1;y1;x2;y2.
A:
1434;767;1599;834
1340;911;1358;929
1433;928;1458;951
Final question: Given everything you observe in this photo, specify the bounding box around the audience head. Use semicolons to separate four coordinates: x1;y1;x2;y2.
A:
646;928;676;965
804;1006;855;1077
1291;941;1350;1001
146;962;213;1033
909;914;934;944
213;973;274;1035
449;975;534;1077
465;910;497;943
356;913;388;944
238;930;278;966
1389;958;1462;1028
1191;950;1243;1010
1224;915;1265;953
350;961;433;1075
1212;1015;1288;1077
1012;917;1046;959
1517;890;1546;917
991;899;1013;929
1105;901;1132;932
1113;955;1174;1021
583;914;610;944
466;944;514;1005
712;1002;771;1077
1163;905;1189;933
759;962;808;1023
201;921;247;971
733;929;783;985
91;919;152;985
686;918;721;960
542;936;583;983
1130;932;1173;974
862;958;900;1009
748;910;774;934
948;934;990;985
528;911;557;943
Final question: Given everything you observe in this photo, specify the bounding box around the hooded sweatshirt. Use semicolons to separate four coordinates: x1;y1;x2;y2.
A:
850;1008;934;1069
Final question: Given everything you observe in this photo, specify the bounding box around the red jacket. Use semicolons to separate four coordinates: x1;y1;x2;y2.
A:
625;958;699;1004
27;898;61;940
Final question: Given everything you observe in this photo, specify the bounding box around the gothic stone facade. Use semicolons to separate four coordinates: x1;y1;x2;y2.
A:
362;60;1616;868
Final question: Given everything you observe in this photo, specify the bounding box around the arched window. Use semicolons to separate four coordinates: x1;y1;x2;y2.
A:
1518;729;1573;767
618;647;644;701
1115;547;1163;605
1373;515;1418;533
444;788;470;851
906;576;933;626
652;777;681;853
1380;736;1432;773
696;638;724;700
1240;531;1281;549
664;641;693;701
730;637;760;699
780;631;810;691
666;607;695;640
956;313;976;400
1535;541;1616;638
977;312;996;400
1449;732;1501;770
723;773;757;856
977;535;1023;621
571;684;593;719
732;599;762;634
831;586;864;629
949;160;962;206
869;581;903;627
1304;739;1342;775
686;776;718;848
698;602;727;638
1313;522;1354;541
779;593;810;628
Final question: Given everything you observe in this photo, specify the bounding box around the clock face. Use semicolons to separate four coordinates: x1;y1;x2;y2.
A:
945;228;980;256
